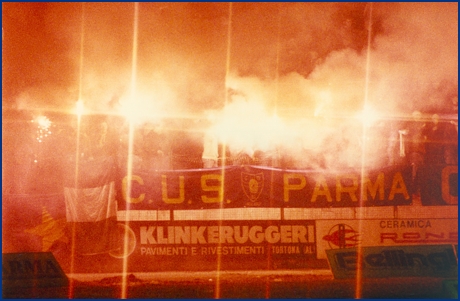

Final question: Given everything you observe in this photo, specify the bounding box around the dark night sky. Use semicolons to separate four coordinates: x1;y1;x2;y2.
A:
2;3;458;118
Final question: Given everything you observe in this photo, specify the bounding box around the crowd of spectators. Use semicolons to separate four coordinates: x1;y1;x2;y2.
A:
3;98;457;195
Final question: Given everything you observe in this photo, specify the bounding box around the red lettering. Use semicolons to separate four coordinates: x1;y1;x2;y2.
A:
449;232;458;240
380;232;398;243
425;232;445;239
402;232;420;239
381;232;458;244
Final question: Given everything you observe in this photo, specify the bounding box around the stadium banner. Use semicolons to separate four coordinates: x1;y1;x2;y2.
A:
2;194;458;273
1;163;457;273
316;218;458;260
326;244;458;279
117;164;418;209
112;220;318;272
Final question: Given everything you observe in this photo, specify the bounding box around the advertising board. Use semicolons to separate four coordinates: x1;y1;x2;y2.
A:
316;217;458;259
326;244;458;279
2;252;68;288
2;163;458;272
114;220;317;271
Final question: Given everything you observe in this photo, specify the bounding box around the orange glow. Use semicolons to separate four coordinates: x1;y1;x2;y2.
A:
1;4;458;298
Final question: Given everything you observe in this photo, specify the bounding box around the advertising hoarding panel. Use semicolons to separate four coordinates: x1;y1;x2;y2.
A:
316;218;458;259
326;244;458;279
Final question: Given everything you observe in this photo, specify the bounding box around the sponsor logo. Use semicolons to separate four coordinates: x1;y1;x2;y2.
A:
333;247;457;271
379;220;432;228
380;231;458;244
326;245;458;279
139;224;315;245
241;172;264;206
108;223;137;259
323;224;360;249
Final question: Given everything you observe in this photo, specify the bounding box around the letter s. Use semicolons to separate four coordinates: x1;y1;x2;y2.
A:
201;174;223;203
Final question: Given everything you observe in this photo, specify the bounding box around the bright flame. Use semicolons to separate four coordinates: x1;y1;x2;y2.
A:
32;115;52;144
117;89;168;125
35;115;51;130
75;99;85;116
207;96;371;169
356;105;380;127
210;99;290;156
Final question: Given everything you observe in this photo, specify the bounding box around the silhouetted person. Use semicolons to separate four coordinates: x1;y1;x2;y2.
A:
141;126;171;171
202;131;219;168
444;118;458;165
424;114;445;165
399;111;427;194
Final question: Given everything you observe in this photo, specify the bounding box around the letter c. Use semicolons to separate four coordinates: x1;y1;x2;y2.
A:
122;175;145;203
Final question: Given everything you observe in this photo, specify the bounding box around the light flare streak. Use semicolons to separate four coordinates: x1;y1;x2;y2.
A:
215;3;233;299
68;4;85;298
356;2;374;299
121;2;139;299
266;10;282;291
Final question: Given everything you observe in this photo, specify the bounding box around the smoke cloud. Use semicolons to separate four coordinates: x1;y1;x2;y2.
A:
2;2;457;170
